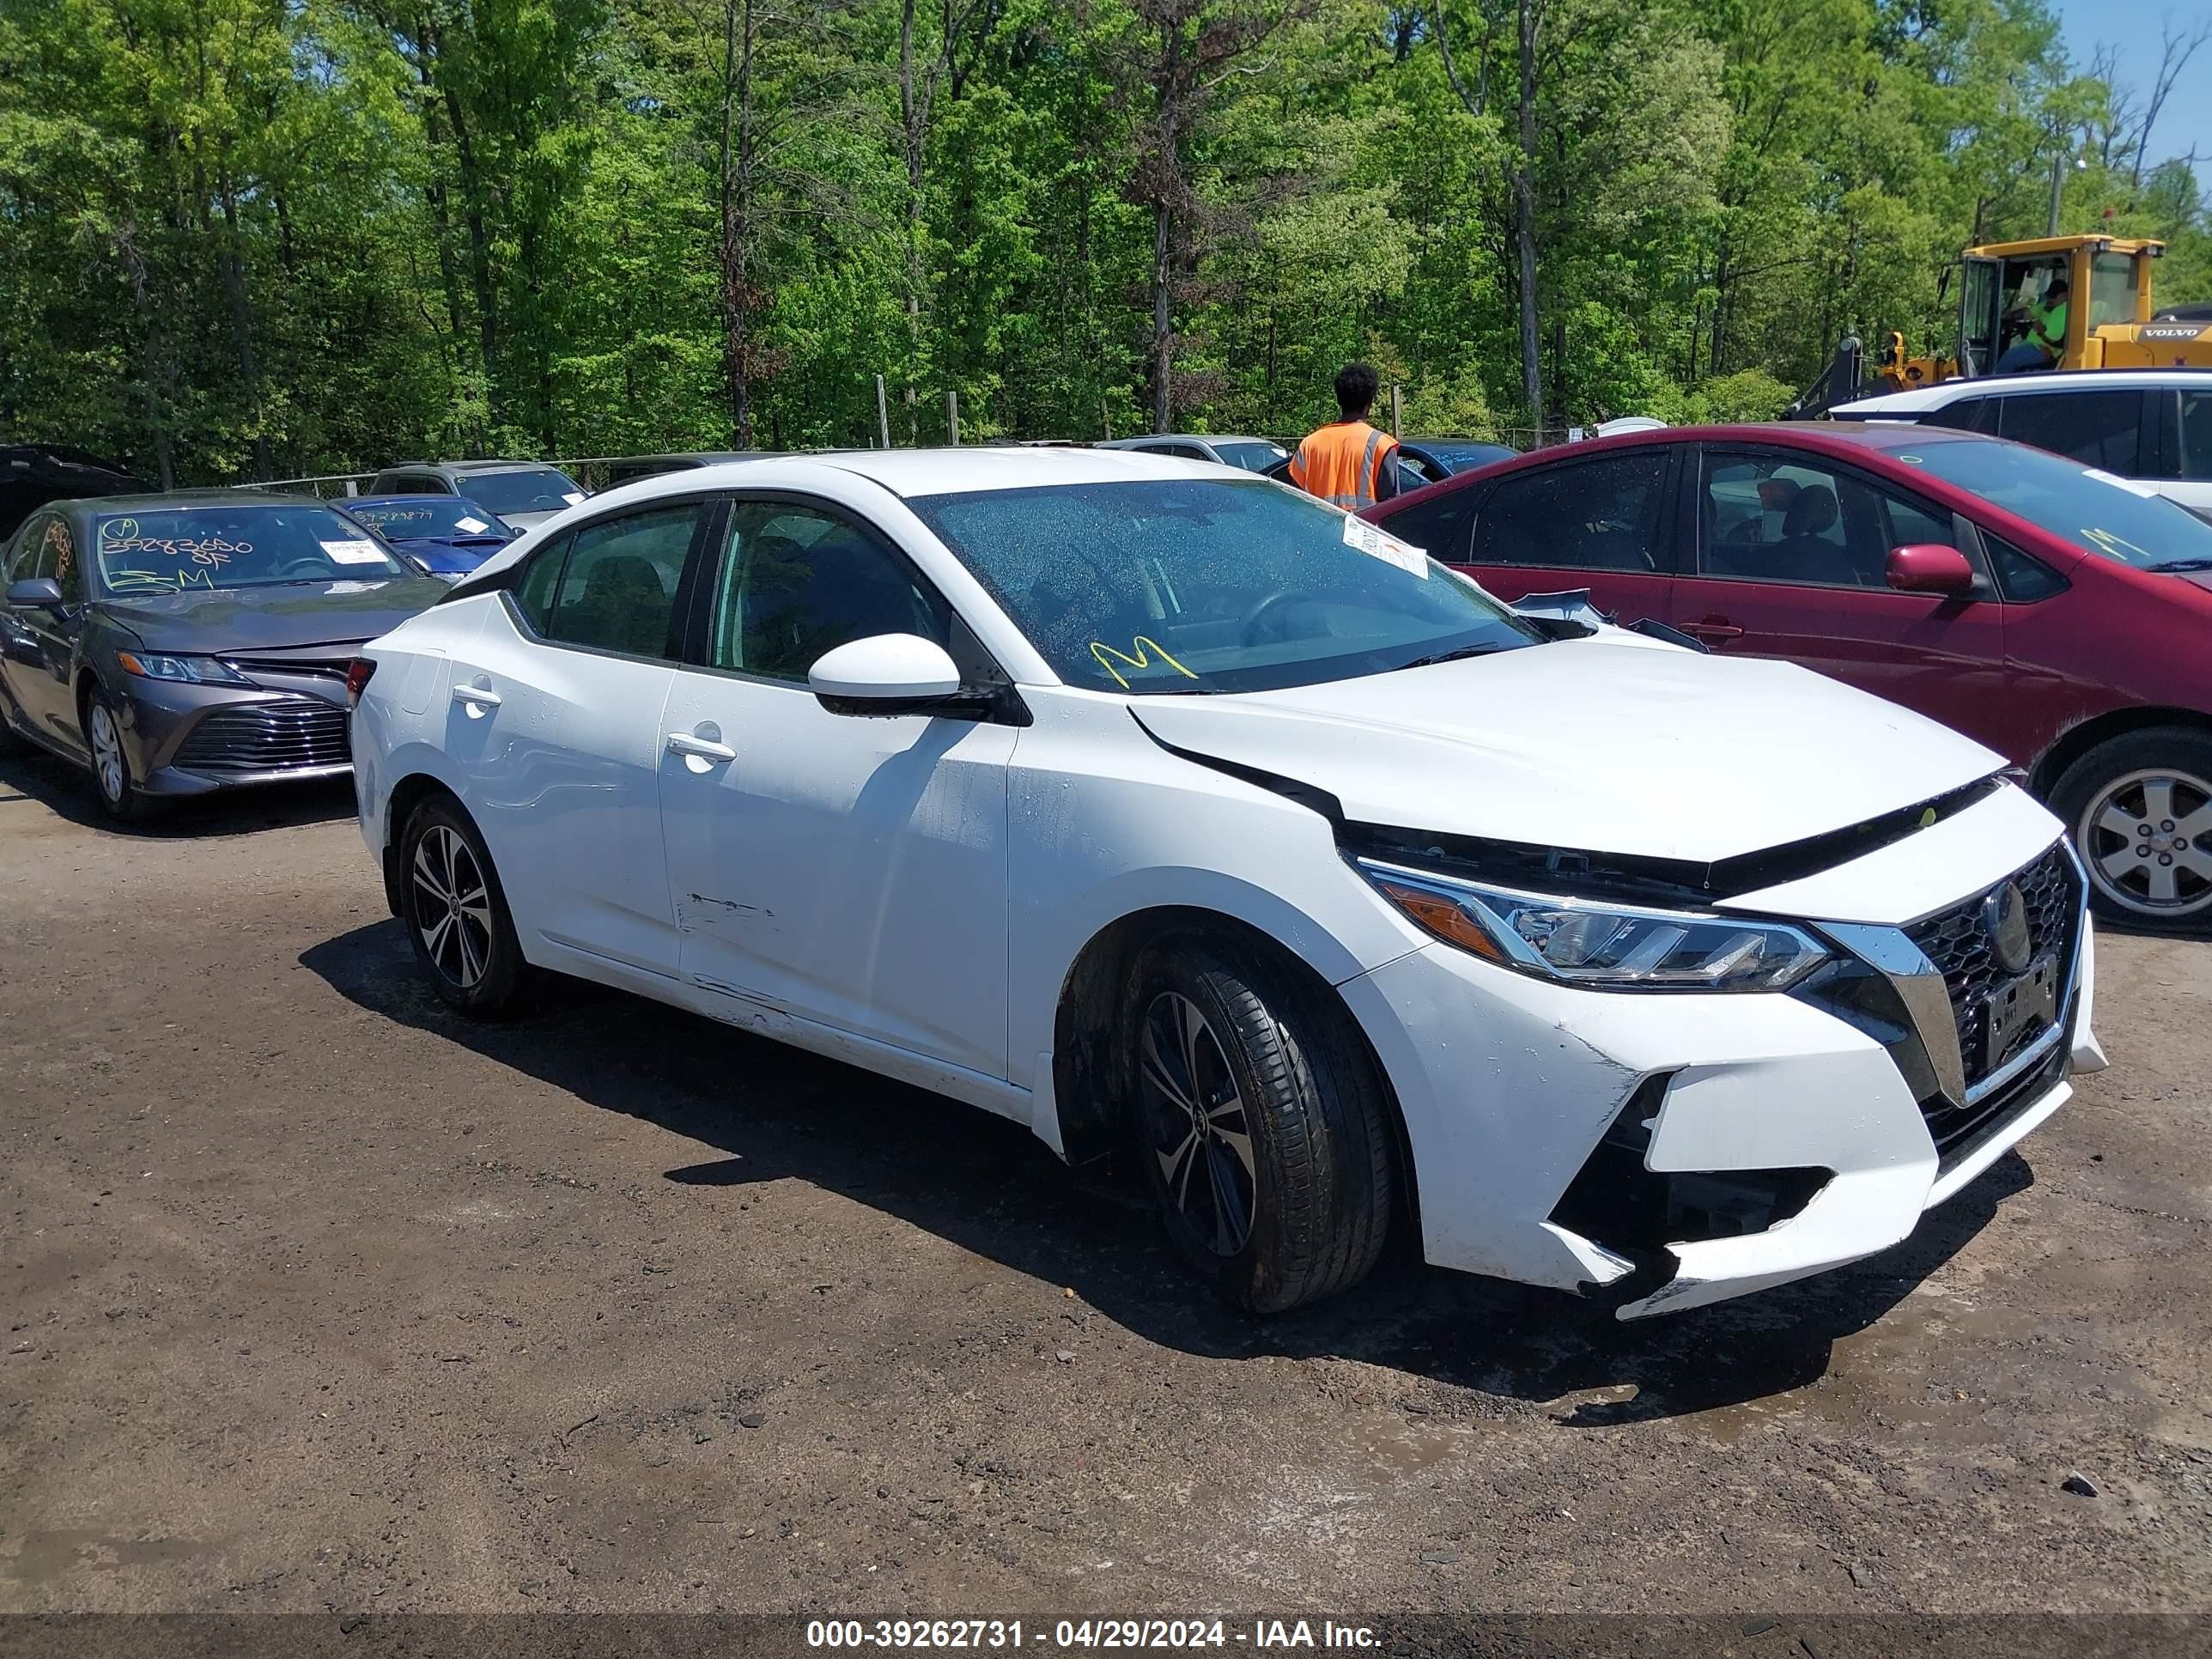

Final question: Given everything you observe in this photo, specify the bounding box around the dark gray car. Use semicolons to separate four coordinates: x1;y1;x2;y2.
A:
0;492;448;820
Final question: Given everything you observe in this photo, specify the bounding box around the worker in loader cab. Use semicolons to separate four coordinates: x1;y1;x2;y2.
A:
1290;362;1401;508
1997;274;2069;374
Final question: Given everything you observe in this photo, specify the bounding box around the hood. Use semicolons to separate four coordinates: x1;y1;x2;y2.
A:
386;533;508;574
497;508;562;532
1129;634;2005;866
97;575;451;655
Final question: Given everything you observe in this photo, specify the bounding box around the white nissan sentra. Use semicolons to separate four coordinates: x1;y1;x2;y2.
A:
349;448;2106;1318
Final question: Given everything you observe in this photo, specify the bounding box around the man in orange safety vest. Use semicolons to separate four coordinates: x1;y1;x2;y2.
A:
1288;362;1401;509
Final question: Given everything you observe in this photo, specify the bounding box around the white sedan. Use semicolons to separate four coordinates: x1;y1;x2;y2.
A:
349;448;2104;1317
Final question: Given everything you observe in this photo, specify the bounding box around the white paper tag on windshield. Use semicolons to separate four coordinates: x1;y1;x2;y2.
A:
1342;514;1429;578
453;516;489;534
562;492;586;507
321;539;386;565
2083;467;2162;499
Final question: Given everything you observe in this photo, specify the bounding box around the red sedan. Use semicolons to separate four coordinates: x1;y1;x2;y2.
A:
1363;422;2212;929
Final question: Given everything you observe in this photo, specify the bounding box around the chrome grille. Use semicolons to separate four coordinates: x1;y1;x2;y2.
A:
1905;842;2080;1089
224;654;356;684
173;701;351;773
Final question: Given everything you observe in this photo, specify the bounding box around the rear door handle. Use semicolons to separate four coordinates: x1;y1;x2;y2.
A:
667;732;738;763
451;681;502;708
1681;619;1745;641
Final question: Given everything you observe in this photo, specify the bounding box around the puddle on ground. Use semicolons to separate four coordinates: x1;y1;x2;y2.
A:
1349;1419;1468;1482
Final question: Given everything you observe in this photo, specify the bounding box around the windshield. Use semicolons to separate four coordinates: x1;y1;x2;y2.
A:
911;478;1538;695
1420;441;1516;472
1904;438;2212;569
344;499;511;541
461;468;582;514
1211;441;1288;473
94;506;410;593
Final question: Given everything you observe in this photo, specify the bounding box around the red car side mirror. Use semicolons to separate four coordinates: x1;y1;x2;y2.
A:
1887;543;1975;595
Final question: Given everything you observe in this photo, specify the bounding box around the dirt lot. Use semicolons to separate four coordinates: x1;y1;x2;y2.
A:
3;749;2210;1624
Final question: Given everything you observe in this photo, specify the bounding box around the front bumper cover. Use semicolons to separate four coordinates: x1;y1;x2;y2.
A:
1341;788;2100;1319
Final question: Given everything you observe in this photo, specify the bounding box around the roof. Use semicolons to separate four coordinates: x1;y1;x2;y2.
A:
343;493;497;510
377;459;570;477
1097;434;1278;449
1836;369;2212;415
58;489;334;514
805;445;1249;495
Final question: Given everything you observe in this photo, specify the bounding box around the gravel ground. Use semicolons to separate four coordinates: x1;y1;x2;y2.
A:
3;750;2209;1622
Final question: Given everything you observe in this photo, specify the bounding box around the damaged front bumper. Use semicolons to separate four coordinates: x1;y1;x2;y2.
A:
1339;787;2103;1320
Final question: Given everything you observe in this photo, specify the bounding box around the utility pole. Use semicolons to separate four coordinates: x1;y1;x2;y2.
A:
875;374;891;448
2048;151;2066;236
1389;384;1403;437
945;390;960;446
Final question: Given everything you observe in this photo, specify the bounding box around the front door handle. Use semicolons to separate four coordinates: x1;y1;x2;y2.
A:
1681;618;1745;641
667;731;738;763
451;680;502;708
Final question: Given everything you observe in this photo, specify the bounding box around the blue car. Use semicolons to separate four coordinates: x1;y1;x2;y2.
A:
340;496;514;578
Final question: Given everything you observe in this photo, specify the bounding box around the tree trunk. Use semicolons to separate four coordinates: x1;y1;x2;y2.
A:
1151;198;1173;433
1511;0;1543;435
216;159;273;481
719;0;758;447
119;225;174;491
901;0;923;442
438;73;501;431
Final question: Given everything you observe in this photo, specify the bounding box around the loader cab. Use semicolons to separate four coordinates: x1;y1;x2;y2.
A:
1958;236;2166;376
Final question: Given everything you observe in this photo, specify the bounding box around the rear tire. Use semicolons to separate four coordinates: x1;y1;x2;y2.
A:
399;798;529;1016
82;689;149;823
2051;728;2212;932
1121;937;1395;1314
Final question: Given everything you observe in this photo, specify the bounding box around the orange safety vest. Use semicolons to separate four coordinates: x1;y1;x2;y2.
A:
1289;421;1400;509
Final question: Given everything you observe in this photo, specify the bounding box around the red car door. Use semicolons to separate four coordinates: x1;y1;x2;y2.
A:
1669;444;2020;756
1382;447;1680;625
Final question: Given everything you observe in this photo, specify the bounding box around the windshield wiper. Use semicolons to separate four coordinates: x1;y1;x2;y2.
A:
2145;558;2212;574
1391;642;1508;672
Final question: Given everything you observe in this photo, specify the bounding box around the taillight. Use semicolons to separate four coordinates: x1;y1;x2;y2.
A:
346;658;377;707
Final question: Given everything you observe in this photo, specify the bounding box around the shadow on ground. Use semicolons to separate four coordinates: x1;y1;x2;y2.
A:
302;917;2029;1425
0;750;355;837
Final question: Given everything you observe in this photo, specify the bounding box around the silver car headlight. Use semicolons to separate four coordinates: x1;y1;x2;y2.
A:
1355;857;1830;992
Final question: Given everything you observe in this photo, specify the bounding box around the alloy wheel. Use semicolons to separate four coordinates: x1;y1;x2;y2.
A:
411;824;495;988
88;702;126;805
2076;767;2212;921
1137;991;1257;1257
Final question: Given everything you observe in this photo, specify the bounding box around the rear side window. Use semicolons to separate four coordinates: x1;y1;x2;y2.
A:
1923;397;1992;434
512;533;570;634
1382;489;1477;561
542;503;699;658
1998;391;2141;473
2181;391;2212;482
1469;452;1670;572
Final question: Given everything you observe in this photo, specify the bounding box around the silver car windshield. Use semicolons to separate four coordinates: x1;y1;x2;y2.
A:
911;477;1539;694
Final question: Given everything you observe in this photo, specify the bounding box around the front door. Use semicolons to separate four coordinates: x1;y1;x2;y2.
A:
441;498;710;980
658;495;1015;1080
3;513;90;752
1672;446;2013;752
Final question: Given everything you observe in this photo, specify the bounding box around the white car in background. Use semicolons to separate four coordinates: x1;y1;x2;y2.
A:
348;450;2104;1318
1831;369;2212;519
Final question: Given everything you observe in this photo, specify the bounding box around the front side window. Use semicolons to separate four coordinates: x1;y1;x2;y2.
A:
1211;441;1288;472
540;503;697;657
1470;452;1669;573
93;506;409;593
709;501;949;681
1998;391;2141;474
465;467;583;515
1903;436;2212;571
1700;454;1867;586
1383;489;1477;561
911;477;1537;696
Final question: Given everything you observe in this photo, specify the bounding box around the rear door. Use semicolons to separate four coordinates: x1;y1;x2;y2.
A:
1671;444;2014;750
2167;385;2212;516
1994;387;2148;475
1449;447;1680;626
441;496;714;979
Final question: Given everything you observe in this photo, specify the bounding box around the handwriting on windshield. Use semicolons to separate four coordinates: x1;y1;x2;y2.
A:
2081;526;2153;563
106;567;216;594
1089;635;1199;690
98;517;251;568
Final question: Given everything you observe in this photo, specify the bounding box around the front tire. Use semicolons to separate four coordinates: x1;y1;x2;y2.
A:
399;798;528;1016
1122;939;1395;1314
2052;728;2212;931
82;689;148;823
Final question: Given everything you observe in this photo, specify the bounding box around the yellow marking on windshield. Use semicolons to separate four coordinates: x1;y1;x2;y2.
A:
1090;635;1199;690
2082;526;2153;562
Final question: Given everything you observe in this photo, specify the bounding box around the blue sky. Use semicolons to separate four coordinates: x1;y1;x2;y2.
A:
2053;0;2212;169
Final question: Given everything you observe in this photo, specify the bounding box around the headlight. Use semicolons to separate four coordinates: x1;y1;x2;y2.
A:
115;651;252;685
1355;857;1829;992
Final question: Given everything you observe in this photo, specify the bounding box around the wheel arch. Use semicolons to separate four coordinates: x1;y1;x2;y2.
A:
379;771;470;918
1047;903;1421;1247
2032;705;2212;797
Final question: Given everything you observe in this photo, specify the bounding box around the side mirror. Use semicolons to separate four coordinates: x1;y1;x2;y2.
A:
6;577;64;610
809;634;963;717
1886;544;1975;595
